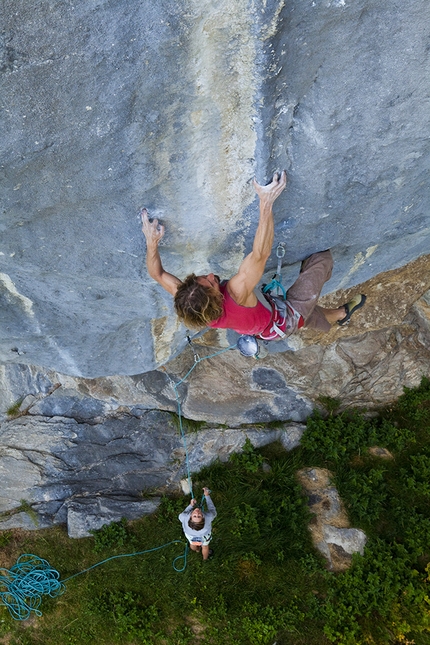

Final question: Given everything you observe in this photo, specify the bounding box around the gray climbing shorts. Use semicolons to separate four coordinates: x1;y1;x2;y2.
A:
286;250;333;332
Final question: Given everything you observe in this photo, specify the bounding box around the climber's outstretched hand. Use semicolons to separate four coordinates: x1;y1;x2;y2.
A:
141;208;165;245
253;170;287;205
140;208;181;296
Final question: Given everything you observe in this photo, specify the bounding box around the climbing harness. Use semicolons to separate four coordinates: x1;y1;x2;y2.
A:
237;243;288;356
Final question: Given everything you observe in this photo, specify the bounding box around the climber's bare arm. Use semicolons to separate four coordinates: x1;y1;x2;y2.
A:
141;209;181;296
228;171;287;306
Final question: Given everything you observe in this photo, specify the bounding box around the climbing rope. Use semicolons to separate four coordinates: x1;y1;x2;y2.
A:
163;340;237;499
0;541;185;620
172;543;189;572
0;555;64;621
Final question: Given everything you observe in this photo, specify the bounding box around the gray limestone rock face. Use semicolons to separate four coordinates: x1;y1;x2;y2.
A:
0;276;429;430
0;407;303;535
66;497;161;539
1;1;430;377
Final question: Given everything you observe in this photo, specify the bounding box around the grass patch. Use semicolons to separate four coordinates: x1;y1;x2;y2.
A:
1;378;430;644
6;397;24;417
170;412;208;434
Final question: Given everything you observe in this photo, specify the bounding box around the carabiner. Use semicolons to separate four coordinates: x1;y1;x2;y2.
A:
276;243;286;259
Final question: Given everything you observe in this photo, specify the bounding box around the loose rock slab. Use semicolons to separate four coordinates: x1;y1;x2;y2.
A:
66;497;161;539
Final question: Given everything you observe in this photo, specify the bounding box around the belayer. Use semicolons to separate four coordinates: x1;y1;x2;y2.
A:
178;487;216;561
141;171;365;341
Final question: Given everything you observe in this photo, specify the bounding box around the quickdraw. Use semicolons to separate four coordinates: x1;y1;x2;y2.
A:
262;243;287;299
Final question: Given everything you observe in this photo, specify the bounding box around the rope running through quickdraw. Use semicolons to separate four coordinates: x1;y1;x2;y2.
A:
262;243;286;298
163;338;237;500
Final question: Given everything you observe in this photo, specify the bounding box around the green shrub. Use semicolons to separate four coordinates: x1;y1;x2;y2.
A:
0;531;12;547
90;517;135;553
337;464;389;523
322;541;430;644
301;410;378;461
396;376;430;424
230;437;264;472
231;504;260;538
90;590;159;642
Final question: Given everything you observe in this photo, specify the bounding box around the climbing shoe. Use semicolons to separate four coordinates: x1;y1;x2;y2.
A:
337;294;367;326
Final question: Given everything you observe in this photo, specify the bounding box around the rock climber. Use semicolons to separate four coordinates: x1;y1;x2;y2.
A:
141;171;366;340
178;487;216;561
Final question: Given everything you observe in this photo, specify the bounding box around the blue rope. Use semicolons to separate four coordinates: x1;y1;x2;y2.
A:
0;541;186;620
262;277;286;299
61;539;184;583
168;343;236;499
0;555;64;621
172;542;189;572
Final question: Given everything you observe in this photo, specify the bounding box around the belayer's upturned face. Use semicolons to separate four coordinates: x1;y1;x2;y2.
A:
191;508;204;522
196;273;220;290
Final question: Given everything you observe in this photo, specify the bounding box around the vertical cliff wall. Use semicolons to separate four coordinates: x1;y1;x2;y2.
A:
1;0;430;377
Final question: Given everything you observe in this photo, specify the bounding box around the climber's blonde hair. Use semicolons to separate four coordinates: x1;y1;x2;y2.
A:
174;274;223;329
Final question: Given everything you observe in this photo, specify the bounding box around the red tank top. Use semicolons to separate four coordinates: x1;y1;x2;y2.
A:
208;283;272;335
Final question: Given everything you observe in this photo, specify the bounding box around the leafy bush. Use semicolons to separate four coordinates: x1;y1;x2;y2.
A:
91;590;159;642
301;410;378;460
230;437;264;472
337;464;389;523
400;453;430;497
0;531;12;547
239;601;305;645
322;541;430;645
396;376;430;424
90;517;135;553
231;503;260;537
